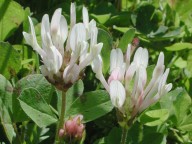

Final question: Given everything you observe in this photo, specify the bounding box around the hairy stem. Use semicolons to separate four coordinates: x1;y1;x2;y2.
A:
55;91;66;143
120;126;128;144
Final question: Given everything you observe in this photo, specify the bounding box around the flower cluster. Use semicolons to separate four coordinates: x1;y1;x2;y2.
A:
93;44;172;120
23;3;102;90
59;115;85;142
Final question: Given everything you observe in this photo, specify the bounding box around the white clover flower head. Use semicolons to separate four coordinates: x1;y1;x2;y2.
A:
23;3;103;90
93;43;172;119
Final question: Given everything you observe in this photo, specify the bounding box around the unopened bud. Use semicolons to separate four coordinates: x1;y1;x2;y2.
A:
59;129;65;137
59;114;85;143
132;37;139;48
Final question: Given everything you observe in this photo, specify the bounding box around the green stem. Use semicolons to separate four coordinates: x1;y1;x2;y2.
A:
120;126;128;144
13;123;22;144
55;91;66;143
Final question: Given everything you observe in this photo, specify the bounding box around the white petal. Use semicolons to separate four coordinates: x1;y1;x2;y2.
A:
70;23;86;52
91;55;103;74
28;17;37;43
90;27;98;47
63;65;70;83
108;68;120;84
108;63;126;84
125;63;137;91
133;47;143;64
23;17;45;57
133;47;148;68
70;3;76;27
41;14;50;36
143;53;165;97
139;94;157;113
59;15;68;46
41;15;51;50
109;80;126;108
126;44;131;67
165;83;172;93
152;52;165;78
158;68;170;93
79;40;102;70
50;9;67;56
67;51;79;72
110;49;117;72
43;32;54;53
157;52;164;70
80;41;89;63
70;64;80;83
110;48;124;72
63;64;80;84
79;53;92;72
40;65;49;77
91;43;103;58
40;65;54;81
141;49;148;67
23;32;33;46
83;6;89;29
92;55;109;92
42;32;62;74
116;48;124;67
132;66;147;100
51;8;62;35
88;19;96;39
89;19;96;29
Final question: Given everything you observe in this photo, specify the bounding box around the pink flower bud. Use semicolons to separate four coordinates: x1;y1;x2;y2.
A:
132;37;139;47
59;129;65;138
61;114;85;142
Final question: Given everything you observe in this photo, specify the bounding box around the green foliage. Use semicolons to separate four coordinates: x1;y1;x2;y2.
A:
139;109;169;126
0;0;24;41
0;42;21;79
0;0;192;143
65;90;113;123
118;28;135;52
13;74;54;122
98;29;112;75
165;43;192;51
18;88;57;127
0;74;15;143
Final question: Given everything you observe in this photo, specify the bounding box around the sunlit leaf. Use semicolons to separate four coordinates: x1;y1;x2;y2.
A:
165;43;192;51
113;25;129;33
90;14;111;24
118;28;135;52
0;0;24;40
160;88;192;130
139;109;169;126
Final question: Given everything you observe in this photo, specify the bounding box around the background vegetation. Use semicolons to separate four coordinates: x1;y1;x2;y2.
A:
0;0;192;143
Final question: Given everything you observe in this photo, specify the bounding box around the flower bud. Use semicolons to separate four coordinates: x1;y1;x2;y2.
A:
59;115;85;143
132;37;139;48
59;129;65;138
